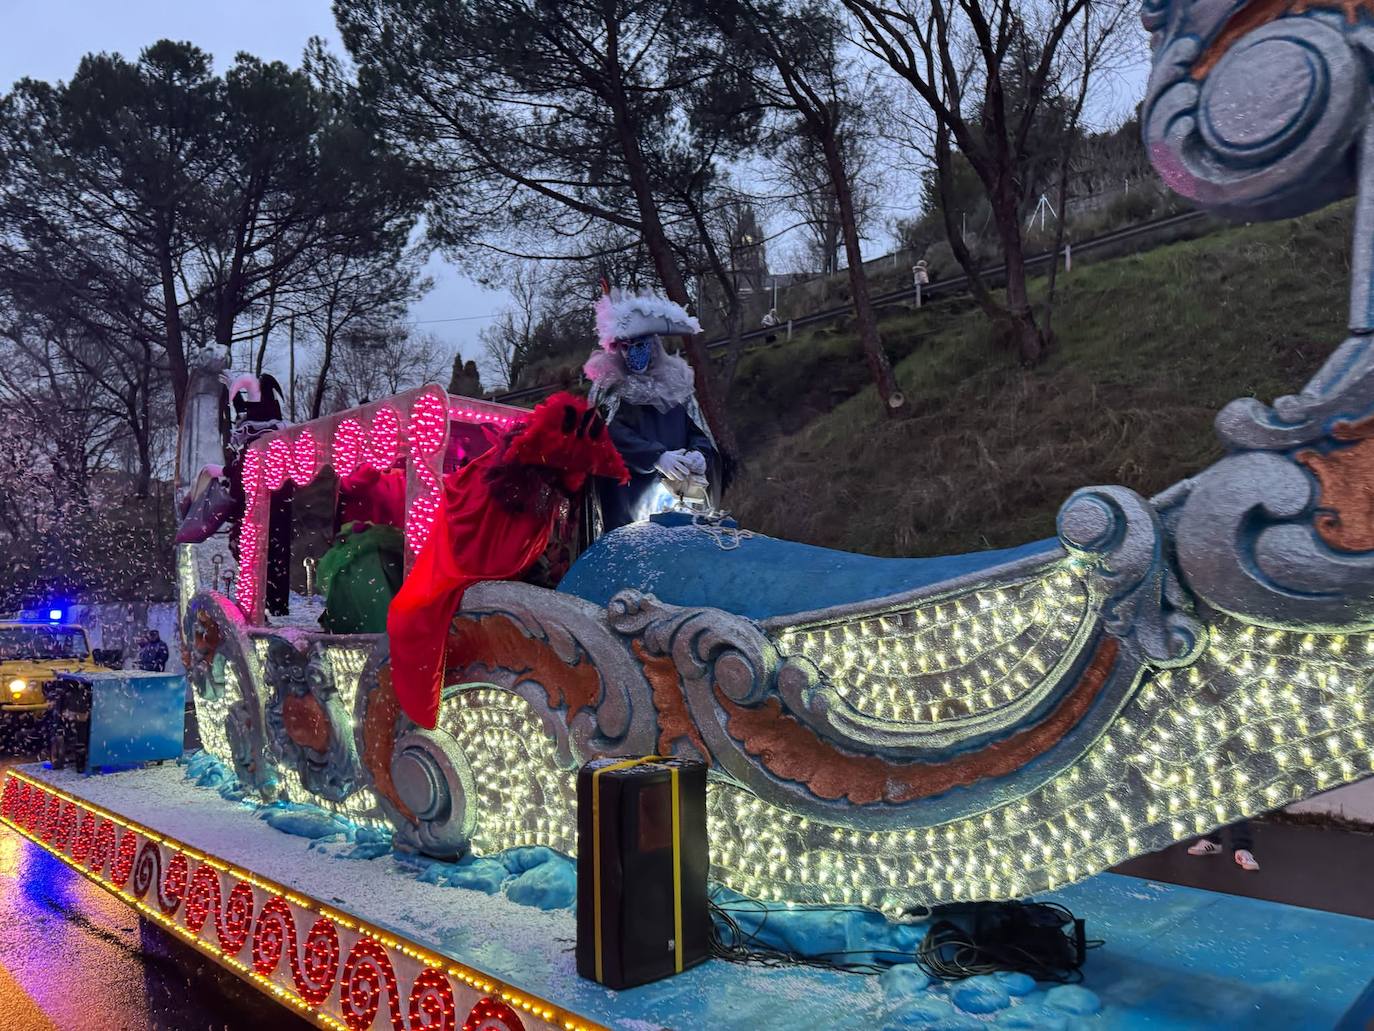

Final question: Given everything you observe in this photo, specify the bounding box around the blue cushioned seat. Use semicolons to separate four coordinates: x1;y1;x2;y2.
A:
558;513;1060;622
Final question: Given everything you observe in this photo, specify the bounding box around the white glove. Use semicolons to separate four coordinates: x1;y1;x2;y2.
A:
655;449;691;480
682;450;707;474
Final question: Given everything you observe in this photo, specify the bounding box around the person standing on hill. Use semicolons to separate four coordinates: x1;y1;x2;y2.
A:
913;260;930;307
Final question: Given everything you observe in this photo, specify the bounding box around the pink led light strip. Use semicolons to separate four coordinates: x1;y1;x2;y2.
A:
231;387;527;623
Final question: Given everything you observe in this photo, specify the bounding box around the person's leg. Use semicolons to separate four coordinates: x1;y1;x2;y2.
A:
1229;820;1259;870
1228;820;1253;852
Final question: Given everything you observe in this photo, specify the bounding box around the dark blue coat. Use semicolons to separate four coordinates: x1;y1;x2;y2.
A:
597;401;716;530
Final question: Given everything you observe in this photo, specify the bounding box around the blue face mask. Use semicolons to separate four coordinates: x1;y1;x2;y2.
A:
623;336;655;373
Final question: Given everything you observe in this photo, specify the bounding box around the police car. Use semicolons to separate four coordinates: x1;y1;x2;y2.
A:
0;610;103;748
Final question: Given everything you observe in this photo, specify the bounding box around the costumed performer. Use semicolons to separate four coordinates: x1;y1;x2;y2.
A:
584;288;718;529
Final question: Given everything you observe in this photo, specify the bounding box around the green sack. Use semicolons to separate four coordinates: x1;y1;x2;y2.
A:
316;521;404;634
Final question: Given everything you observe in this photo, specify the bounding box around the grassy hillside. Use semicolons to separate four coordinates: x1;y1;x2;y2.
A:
725;202;1351;558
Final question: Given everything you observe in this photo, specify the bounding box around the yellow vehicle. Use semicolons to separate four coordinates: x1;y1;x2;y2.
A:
0;618;103;747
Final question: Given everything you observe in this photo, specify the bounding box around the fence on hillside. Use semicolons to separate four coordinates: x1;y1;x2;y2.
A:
493;208;1210;406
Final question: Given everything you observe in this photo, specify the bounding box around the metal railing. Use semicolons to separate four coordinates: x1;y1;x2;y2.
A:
493;208;1208;405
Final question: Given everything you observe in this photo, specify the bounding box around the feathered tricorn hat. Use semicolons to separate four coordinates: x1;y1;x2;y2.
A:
594;287;701;350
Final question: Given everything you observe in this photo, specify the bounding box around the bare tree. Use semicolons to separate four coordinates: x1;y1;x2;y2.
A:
301;244;430;419
673;182;773;393
844;0;1136;364
772;98;881;276
1039;2;1141;341
321;324;451;410
476;263;546;391
699;0;907;415
336;0;774;459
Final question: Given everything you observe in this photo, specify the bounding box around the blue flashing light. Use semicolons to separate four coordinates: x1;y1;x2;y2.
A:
47;609;62;622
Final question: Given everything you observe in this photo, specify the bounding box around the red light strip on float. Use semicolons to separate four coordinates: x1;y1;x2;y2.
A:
0;771;602;1031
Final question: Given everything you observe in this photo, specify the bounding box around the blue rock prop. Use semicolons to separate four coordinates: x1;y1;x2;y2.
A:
258;802;352;840
879;963;932;998
181;750;242;796
995;971;1037;997
995;1004;1069;1030
444;858;509;894
506;858;577;911
950;974;1012;1014
883;995;981;1031
500;845;562;874
1044;984;1102;1016
418;863;449;885
394;845;579;910
344;840;391;860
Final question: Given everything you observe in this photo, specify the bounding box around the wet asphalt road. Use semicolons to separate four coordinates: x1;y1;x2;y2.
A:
1115;817;1374;919
0;754;311;1031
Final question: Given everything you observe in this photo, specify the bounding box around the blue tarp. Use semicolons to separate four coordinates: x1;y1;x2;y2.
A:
86;672;185;772
559;513;1060;622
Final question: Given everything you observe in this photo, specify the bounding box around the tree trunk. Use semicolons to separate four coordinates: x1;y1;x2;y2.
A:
254;288;277;377
721;299;748;394
157;245;189;420
135;429;153;498
310;326;336;420
135;342;153;497
1042;155;1074;344
605;85;738;460
992;193;1045;366
822;136;905;414
931;124;1007;325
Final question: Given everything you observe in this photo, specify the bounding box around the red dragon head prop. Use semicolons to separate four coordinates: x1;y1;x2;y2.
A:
483;393;628;515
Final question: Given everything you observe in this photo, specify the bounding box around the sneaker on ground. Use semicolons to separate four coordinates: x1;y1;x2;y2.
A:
1234;849;1260;871
1187;839;1222;856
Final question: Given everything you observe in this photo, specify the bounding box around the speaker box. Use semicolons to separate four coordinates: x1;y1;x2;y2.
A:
576;756;709;989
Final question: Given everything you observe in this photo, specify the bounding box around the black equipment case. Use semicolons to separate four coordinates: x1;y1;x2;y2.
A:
575;755;709;989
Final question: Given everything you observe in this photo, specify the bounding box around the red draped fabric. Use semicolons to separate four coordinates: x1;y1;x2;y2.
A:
386;393;627;728
386;459;553;728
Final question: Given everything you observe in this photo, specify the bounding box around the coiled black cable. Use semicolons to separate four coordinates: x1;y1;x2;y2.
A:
709;895;1101;983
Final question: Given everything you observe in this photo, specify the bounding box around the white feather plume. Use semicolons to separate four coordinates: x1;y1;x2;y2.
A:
594;289;700;348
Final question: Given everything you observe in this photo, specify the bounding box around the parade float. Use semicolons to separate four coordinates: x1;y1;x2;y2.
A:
10;4;1374;1028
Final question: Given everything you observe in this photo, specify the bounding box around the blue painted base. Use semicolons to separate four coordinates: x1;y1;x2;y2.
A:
24;760;1374;1030
1050;874;1374;1029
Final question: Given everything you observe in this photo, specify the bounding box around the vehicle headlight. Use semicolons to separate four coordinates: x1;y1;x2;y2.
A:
8;678;25;696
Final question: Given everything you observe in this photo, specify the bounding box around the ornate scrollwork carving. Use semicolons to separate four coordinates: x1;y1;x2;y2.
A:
1174;450;1374;630
1143;14;1361;221
1058;485;1205;667
182;592;278;799
1212;335;1374;452
453;582;659;760
386;728;476;859
606;588;1136;831
262;635;364;803
352;642;419;838
1143;0;1374;453
608;588;780;707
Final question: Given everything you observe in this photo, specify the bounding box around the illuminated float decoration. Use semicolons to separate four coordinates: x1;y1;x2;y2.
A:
175;6;1374;913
